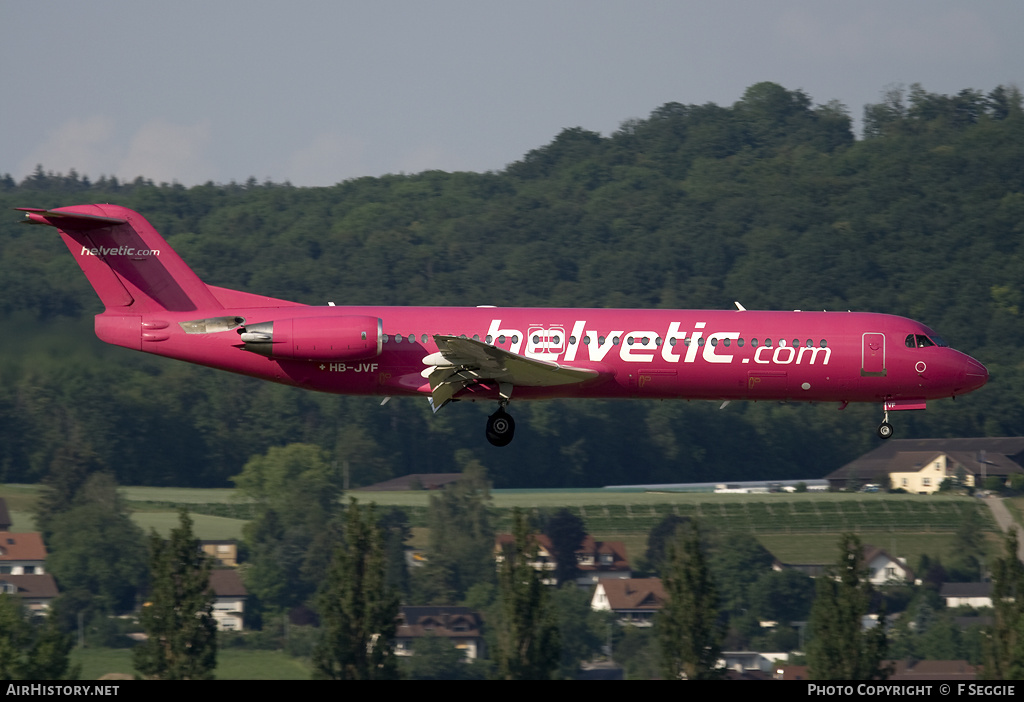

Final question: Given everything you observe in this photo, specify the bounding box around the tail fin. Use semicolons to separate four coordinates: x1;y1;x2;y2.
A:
18;204;222;313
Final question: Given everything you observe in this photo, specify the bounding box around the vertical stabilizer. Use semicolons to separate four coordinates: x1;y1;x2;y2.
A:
18;205;222;313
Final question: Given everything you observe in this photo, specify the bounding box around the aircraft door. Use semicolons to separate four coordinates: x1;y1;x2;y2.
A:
861;333;886;377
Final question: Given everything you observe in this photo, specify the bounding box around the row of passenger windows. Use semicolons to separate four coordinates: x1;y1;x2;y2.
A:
383;333;829;349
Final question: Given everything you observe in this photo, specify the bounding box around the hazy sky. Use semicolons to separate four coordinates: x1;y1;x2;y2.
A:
2;1;1021;186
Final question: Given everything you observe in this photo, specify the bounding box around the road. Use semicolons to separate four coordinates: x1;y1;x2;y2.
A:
985;497;1024;562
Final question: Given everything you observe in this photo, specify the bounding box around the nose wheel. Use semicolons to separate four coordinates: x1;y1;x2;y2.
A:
877;407;893;440
486;407;515;447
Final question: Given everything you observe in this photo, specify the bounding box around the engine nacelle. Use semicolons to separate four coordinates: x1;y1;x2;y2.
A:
239;315;383;361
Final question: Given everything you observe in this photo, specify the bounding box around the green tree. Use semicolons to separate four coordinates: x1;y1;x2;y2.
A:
0;596;79;681
544;508;586;586
982;531;1024;679
234;443;345;614
807;534;888;680
46;472;147;615
493;508;560;680
312;499;399;680
656;520;722;680
423;455;495;603
133;509;217;680
749;568;816;625
643;514;690;574
33;434;106;543
550;583;606;679
401;633;488;680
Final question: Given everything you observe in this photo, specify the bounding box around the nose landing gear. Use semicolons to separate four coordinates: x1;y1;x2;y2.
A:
486;406;515;447
878;407;893;440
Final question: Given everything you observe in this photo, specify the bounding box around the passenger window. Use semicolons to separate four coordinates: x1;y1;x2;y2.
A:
819;339;827;348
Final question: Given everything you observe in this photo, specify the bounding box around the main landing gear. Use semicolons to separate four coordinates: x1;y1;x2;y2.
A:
486;405;515;447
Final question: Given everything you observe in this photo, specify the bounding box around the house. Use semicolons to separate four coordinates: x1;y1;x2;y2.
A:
863;545;915;585
940;582;993;609
0;532;57;614
394;606;486;660
889;659;977;680
0;532;48;575
356;473;462;491
0;574;59;614
591;578;666;627
721;651;790;675
773;545;913;585
208;569;248;631
825;437;1024;493
494;534;630;586
201;540;239;568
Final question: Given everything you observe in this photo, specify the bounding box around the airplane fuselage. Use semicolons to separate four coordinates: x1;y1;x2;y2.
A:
100;304;986;406
19;204;989;445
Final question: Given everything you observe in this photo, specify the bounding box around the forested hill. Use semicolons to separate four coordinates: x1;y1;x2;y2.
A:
2;82;1022;489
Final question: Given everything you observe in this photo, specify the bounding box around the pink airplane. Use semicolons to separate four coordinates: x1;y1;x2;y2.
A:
19;204;988;447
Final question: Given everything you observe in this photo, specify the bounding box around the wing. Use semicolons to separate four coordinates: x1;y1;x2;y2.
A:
423;334;603;410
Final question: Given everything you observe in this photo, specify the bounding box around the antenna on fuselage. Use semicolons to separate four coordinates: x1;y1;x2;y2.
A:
734;301;747;311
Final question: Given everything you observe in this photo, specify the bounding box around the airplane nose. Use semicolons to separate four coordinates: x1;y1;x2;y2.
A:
963;356;988;392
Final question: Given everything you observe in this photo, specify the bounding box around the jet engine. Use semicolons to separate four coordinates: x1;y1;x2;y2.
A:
238;315;383;361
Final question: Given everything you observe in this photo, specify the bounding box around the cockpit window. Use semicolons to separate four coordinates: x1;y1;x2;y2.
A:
906;333;939;348
930;335;949;347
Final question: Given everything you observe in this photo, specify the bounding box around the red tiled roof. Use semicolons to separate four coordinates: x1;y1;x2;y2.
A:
0;532;47;561
597;578;667;610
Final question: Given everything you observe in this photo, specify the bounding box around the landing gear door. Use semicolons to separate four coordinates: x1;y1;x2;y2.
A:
861;332;886;377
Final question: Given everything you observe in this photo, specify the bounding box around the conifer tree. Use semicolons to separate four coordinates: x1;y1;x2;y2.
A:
807;534;888;680
312;500;399;680
982;531;1024;679
424;455;495;602
493;508;560;680
133;509;217;680
656;520;722;680
0;595;79;680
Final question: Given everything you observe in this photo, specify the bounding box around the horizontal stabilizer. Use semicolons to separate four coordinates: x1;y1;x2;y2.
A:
17;208;128;229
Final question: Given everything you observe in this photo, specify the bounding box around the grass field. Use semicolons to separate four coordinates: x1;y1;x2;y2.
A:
70;647;312;680
2;483;1009;565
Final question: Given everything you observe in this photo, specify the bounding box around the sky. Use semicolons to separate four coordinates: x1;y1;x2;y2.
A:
2;1;1022;187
